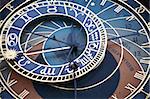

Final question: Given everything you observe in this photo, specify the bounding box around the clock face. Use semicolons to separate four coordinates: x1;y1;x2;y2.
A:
0;0;149;99
1;0;107;82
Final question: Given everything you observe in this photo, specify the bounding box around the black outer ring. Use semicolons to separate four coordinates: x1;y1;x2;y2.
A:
112;0;150;37
112;0;150;98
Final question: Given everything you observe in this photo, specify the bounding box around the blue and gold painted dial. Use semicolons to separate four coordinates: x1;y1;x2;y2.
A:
0;0;149;99
1;0;107;82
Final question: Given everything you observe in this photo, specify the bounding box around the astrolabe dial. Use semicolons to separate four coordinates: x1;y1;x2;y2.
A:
0;0;149;99
0;0;107;83
21;15;87;66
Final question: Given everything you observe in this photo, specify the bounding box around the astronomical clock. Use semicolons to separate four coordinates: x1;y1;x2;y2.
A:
0;0;149;99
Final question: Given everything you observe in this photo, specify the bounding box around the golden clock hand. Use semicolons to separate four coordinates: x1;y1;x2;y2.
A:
24;46;71;55
66;46;78;99
70;62;78;99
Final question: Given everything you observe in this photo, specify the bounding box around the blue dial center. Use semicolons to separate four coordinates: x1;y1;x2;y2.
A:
43;19;87;66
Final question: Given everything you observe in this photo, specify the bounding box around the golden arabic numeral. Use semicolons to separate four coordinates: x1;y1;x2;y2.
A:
40;67;56;75
7;33;18;46
85;19;96;32
69;8;84;18
18;56;31;66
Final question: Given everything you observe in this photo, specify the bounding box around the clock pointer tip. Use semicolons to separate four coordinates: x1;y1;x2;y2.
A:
70;62;79;70
4;49;18;60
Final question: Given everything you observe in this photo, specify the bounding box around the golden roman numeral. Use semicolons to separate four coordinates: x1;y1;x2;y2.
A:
6;3;14;11
141;42;150;49
19;89;29;99
125;83;135;92
111;94;118;99
134;71;146;80
140;57;150;64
